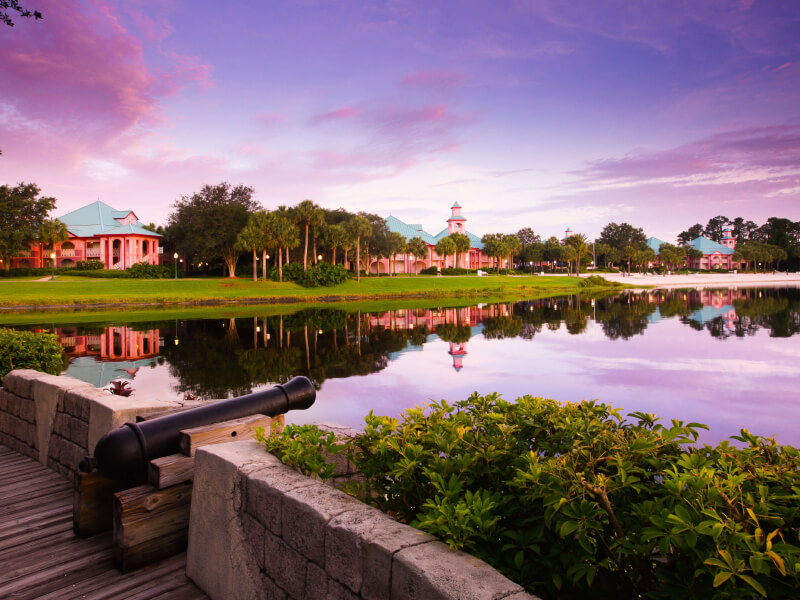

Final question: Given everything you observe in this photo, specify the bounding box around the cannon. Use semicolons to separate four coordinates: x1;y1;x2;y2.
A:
83;376;315;483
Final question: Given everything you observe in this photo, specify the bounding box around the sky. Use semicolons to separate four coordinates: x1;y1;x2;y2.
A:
1;0;799;242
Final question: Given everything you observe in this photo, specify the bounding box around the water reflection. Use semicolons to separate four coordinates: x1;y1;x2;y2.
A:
19;286;800;444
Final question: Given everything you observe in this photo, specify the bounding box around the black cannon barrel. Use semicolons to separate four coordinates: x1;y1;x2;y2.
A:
90;376;315;483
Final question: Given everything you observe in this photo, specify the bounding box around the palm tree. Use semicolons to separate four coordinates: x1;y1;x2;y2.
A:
406;237;428;275
386;232;407;275
265;212;299;282
564;234;588;276
321;223;348;265
37;219;69;268
449;233;471;269
294;200;320;271
236;212;268;281
347;216;372;282
435;237;456;270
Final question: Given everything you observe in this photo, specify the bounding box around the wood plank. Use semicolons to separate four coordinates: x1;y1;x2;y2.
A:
148;454;195;489
178;413;274;456
73;471;126;537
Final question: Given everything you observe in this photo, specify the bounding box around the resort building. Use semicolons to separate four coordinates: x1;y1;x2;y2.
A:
648;226;739;270
10;201;162;269
686;225;738;270
373;203;492;274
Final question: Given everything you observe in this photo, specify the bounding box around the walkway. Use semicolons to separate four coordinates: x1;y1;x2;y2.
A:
0;445;207;600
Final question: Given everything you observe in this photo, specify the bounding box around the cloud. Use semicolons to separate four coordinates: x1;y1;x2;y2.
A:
309;106;362;125
0;0;212;151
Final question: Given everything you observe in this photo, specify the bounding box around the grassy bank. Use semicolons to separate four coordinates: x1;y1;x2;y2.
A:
0;274;586;310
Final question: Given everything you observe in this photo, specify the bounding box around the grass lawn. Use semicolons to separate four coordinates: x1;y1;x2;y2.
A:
0;274;586;309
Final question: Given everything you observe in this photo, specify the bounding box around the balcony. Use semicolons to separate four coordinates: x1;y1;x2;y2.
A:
158;247;164;254
86;247;100;258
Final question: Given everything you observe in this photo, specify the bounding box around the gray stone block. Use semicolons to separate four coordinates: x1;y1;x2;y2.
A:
63;390;92;421
257;574;288;600
47;435;85;470
6;393;21;417
304;562;327;600
391;540;527;600
53;413;88;448
326;578;359;600
18;397;36;423
0;389;8;411
282;482;366;567
242;513;266;571
327;507;435;600
2;370;38;398
263;529;307;600
246;462;315;536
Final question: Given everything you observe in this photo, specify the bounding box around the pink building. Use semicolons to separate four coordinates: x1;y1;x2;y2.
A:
10;201;162;269
371;203;493;274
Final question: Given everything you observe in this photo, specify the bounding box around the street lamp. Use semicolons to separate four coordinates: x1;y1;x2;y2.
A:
49;252;56;280
173;252;178;279
318;254;323;262
529;260;533;274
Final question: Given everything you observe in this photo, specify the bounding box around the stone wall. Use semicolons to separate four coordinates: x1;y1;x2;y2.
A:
187;441;540;600
0;369;184;481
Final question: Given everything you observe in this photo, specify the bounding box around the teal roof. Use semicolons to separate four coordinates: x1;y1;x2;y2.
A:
59;201;162;238
386;215;483;249
451;201;461;208
646;237;667;255
689;236;733;256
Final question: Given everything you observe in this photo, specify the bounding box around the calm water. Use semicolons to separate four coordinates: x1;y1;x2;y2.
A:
13;287;800;446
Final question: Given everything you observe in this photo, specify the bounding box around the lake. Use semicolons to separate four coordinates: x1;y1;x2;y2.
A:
10;286;800;446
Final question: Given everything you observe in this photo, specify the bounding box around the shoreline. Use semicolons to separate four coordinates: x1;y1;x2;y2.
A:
575;271;800;289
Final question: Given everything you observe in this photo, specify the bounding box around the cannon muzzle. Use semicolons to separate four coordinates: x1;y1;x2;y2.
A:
91;376;315;483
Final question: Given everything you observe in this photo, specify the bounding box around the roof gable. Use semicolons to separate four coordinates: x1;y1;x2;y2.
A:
689;236;733;255
58;201;161;238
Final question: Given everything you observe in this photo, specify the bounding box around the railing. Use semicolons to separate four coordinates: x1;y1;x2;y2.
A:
59;249;78;257
86;248;100;257
158;247;164;254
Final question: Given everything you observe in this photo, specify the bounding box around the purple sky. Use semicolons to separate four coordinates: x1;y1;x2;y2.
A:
1;0;799;242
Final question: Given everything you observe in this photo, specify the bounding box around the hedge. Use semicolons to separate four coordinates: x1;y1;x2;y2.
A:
258;394;800;600
0;328;64;384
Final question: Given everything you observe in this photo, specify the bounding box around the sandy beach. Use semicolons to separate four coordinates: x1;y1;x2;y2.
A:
575;271;800;289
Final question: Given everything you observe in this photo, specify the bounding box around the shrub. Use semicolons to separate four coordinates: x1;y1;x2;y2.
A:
259;395;800;600
0;328;63;384
440;267;472;276
75;260;104;270
419;266;439;275
579;275;622;288
126;262;171;279
297;263;348;287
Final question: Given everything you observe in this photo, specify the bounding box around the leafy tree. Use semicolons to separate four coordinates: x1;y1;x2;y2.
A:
502;234;521;271
481;233;502;271
598;222;647;252
347;216;372;282
677;224;704;245
564;234;588;276
622;245;638;273
386;231;407;276
635;247;657;273
168;183;258;278
658;243;683;271
406;237;428;275
1;0;42;27
37;218;69;268
731;217;758;243
560;244;577;274
516;227;541;247
703;215;730;242
448;232;471;269
683;246;703;271
0;183;56;269
435;236;456;270
543;236;562;271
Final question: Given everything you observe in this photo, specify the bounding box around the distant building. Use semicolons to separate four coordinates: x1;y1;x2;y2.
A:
376;203;492;274
10;201;162;269
686;225;738;270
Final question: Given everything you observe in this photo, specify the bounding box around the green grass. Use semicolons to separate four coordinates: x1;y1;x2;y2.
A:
0;274;584;310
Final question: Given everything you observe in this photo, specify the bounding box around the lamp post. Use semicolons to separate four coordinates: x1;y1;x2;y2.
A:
529;260;533;274
173;252;178;279
50;252;56;280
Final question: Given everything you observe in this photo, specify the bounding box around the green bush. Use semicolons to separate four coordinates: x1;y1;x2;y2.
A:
259;395;800;600
419;266;439;275
297;263;348;287
126;262;171;279
0;328;63;384
579;275;622;288
75;260;104;270
441;267;473;276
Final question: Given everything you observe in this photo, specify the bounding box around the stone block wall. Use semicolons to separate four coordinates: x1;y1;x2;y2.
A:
187;441;540;600
0;369;183;481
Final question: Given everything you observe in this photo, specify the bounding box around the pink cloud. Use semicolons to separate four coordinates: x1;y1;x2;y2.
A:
253;112;287;127
0;0;212;152
309;106;362;124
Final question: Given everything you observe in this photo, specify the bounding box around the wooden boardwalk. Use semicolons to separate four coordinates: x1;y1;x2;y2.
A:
0;445;207;600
